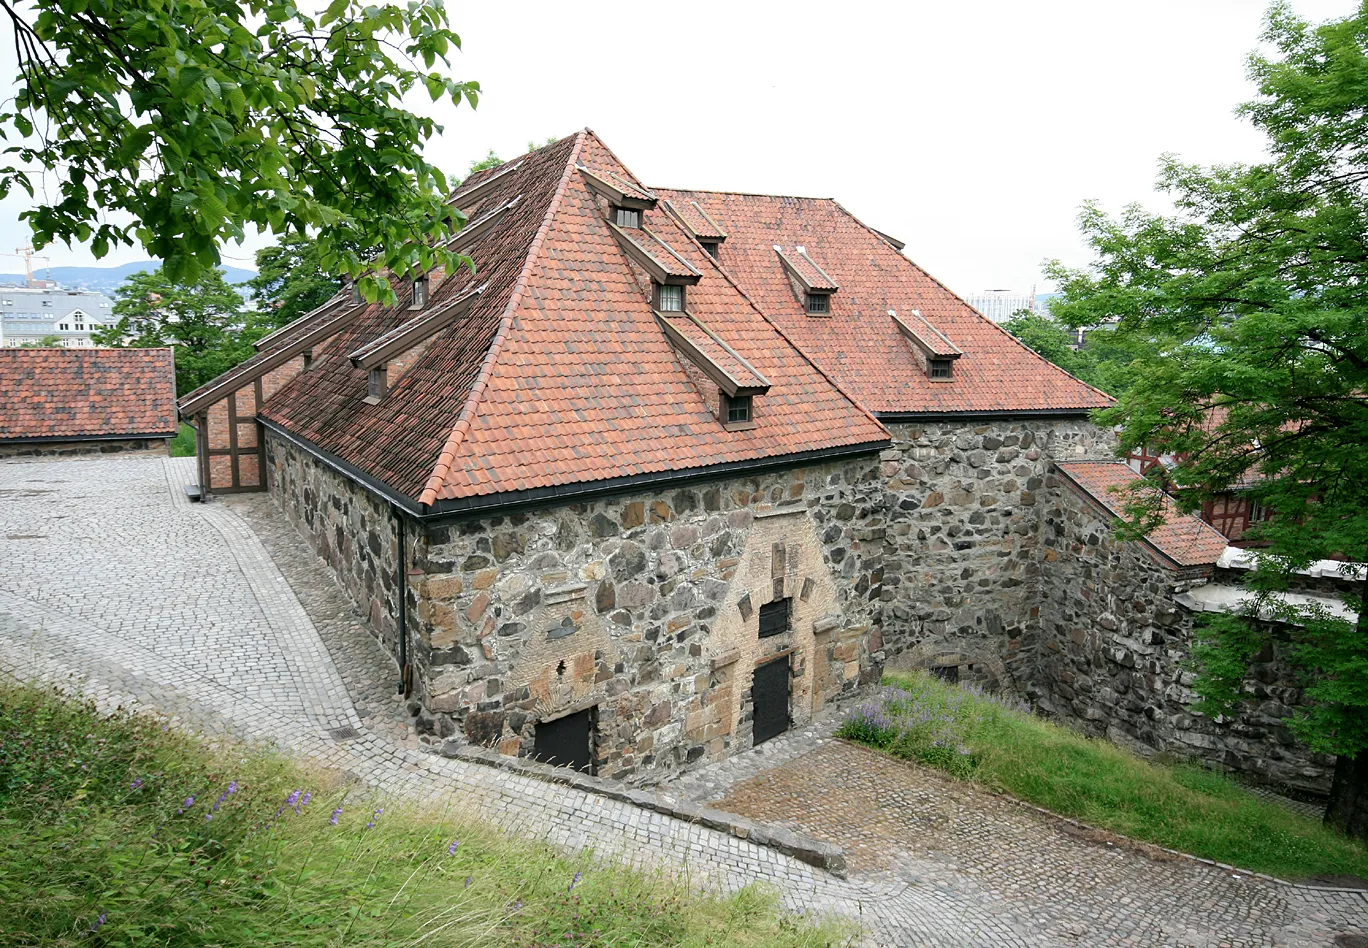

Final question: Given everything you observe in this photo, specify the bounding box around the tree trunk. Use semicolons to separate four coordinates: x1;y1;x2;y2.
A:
1326;753;1368;841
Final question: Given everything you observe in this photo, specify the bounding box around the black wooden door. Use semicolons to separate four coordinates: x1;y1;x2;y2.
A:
533;708;593;773
752;658;790;746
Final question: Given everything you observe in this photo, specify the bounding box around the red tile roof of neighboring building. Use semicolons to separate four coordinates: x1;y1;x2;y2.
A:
1055;460;1229;569
1;347;178;442
252;131;890;510
653;188;1115;416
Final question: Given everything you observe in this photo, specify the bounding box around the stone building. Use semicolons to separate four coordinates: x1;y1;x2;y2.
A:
184;130;1331;787
2;347;178;457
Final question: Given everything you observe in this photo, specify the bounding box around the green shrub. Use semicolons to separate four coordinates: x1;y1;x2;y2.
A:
0;683;849;947
838;671;1368;881
169;422;196;457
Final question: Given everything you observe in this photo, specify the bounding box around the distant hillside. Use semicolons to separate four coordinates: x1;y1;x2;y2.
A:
0;260;257;295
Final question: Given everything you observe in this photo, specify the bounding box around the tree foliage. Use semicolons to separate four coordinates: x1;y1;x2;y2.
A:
0;0;480;300
1047;2;1368;830
245;232;340;338
93;267;250;395
1000;311;1149;398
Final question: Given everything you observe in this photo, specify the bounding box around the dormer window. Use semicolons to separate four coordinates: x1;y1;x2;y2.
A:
656;283;685;313
929;358;954;379
806;292;830;315
614;207;641;229
725;393;752;425
411;275;429;309
364;366;387;405
701;241;720;258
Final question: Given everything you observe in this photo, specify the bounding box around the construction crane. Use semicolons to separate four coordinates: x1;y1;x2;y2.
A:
9;244;52;288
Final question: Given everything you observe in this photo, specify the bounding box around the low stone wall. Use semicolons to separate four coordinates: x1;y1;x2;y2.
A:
410;455;887;783
879;417;1114;693
0;437;170;459
1033;467;1334;795
264;431;415;660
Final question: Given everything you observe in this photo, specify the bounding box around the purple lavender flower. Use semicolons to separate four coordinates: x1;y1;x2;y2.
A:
447;840;460;855
568;871;581;892
365;807;383;830
464;876;473;888
330;807;343;826
89;912;107;933
179;796;195;813
130;778;144;791
227;781;238;794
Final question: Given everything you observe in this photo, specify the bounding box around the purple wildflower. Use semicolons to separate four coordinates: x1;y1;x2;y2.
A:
130;778;144;791
365;807;383;830
227;781;238;794
330;807;343;826
179;796;195;813
447;840;460;855
464;876;473;888
89;912;107;933
568;871;581;892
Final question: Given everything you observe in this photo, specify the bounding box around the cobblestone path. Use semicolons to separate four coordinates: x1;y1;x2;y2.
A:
2;455;1366;946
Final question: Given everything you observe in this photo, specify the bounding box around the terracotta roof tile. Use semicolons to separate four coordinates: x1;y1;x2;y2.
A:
1055;460;1229;569
654;189;1114;416
663;199;727;241
1;348;177;441
775;246;839;293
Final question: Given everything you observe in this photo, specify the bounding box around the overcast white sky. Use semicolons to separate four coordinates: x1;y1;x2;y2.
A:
0;0;1355;296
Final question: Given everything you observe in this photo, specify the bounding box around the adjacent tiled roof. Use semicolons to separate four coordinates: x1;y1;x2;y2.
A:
1055;460;1229;569
1;348;177;442
653;188;1115;416
248;131;889;509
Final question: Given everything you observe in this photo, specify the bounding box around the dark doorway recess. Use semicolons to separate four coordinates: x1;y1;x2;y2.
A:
752;657;790;746
532;708;594;773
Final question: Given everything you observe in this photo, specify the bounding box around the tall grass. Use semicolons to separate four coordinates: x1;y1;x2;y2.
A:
0;683;850;947
168;422;196;457
838;672;1368;882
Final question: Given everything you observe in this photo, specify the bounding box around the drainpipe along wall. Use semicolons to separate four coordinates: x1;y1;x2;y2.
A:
393;505;411;697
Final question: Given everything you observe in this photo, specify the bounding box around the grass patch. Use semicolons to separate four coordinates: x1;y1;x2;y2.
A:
0;682;850;947
169;422;196;457
838;671;1368;882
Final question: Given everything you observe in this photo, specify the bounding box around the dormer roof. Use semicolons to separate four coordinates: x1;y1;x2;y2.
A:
663;199;727;243
775;245;839;294
890;309;961;359
609;224;702;285
656;311;770;397
578;164;657;209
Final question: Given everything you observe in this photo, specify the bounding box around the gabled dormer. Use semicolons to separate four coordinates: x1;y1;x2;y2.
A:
889;308;961;381
655;311;770;431
348;283;485;405
774;245;839;315
448;160;524;213
579;163;658;230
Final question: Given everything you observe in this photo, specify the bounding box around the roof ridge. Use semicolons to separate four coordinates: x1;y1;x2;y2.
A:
828;198;1116;410
648;194;889;440
655;186;837;203
418;131;588;508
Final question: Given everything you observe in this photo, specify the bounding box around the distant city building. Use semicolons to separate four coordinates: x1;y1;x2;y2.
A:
0;285;116;347
961;289;1039;324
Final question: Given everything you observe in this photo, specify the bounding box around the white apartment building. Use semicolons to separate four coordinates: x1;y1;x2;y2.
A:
0;286;115;347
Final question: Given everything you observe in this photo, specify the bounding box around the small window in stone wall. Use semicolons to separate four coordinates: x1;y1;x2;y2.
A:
931;664;960;684
758;597;791;638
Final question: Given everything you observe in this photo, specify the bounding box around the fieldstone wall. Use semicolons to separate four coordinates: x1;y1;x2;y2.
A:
410;456;886;783
1032;468;1334;795
0;437;170;459
880;418;1114;693
264;431;417;660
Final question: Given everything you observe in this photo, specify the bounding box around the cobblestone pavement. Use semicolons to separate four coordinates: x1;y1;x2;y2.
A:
2;455;1366;946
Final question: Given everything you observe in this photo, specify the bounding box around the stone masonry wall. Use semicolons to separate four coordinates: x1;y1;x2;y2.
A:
1033;470;1333;795
880;418;1114;694
0;437;170;459
265;430;417;660
410;455;886;783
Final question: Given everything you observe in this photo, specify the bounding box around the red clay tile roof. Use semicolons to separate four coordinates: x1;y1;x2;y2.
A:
1;347;177;442
891;309;962;358
248;131;888;509
1055;460;1229;569
658;312;770;394
653;188;1114;416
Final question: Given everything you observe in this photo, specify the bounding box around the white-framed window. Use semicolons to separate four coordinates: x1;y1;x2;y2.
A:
656;283;684;312
614;207;640;228
58;323;69;331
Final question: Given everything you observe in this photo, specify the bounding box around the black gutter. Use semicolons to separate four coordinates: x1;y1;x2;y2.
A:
875;408;1099;423
0;430;179;445
259;416;888;525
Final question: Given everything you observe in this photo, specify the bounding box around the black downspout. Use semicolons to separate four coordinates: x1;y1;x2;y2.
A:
394;505;411;697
